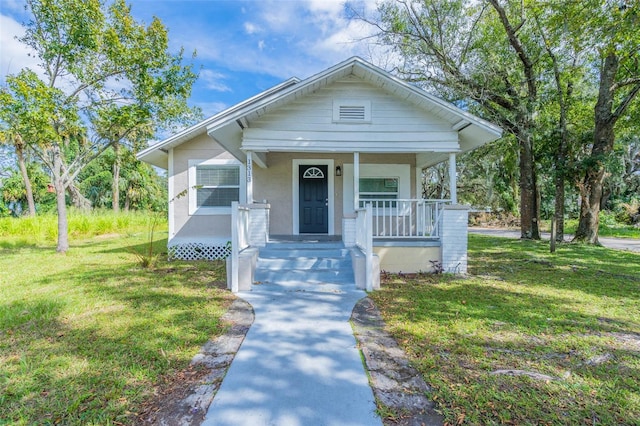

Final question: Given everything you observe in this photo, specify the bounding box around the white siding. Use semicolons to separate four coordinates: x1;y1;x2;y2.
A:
243;76;459;151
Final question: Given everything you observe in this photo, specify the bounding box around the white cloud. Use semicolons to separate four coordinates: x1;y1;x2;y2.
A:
1;0;390;94
307;0;346;14
309;15;377;59
126;0;385;83
224;0;383;79
195;101;229;118
200;69;232;92
244;22;260;35
260;3;299;32
0;14;40;79
71;0;391;105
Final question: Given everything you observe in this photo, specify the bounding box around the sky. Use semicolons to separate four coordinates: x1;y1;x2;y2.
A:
0;0;384;119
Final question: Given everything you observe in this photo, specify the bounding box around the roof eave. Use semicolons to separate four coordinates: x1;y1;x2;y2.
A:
136;77;301;164
138;148;169;169
138;56;503;169
350;59;503;138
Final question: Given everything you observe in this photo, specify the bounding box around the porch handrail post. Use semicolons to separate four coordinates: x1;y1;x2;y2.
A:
246;151;253;204
354;151;360;211
449;153;457;204
231;201;239;293
365;203;373;292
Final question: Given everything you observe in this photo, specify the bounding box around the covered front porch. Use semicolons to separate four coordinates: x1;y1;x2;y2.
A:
226;149;470;292
241;149;461;234
227;199;469;293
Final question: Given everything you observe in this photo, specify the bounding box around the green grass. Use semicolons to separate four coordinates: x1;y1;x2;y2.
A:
0;210;166;246
563;219;640;239
372;235;640;425
0;214;232;425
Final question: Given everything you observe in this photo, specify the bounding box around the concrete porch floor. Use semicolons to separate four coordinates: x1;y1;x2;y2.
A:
268;234;343;243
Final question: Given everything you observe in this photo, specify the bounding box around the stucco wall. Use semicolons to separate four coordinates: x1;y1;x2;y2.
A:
374;246;441;273
253;152;348;235
171;133;236;241
253;152;416;236
169;134;419;239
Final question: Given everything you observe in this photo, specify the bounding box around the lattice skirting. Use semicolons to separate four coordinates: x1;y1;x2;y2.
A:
168;241;230;261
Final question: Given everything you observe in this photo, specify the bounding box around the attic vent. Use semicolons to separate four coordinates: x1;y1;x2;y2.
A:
333;100;371;123
339;105;366;120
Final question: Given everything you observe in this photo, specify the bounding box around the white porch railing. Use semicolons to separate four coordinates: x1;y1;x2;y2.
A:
355;204;373;291
229;202;270;292
360;199;449;238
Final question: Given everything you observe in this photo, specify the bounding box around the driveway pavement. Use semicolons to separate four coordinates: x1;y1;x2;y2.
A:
201;281;381;426
469;227;640;252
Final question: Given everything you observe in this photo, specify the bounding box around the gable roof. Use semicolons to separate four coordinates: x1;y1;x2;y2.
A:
137;57;502;169
136;77;300;169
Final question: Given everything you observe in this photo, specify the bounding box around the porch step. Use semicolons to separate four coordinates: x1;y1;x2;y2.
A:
261;241;348;250
254;242;354;286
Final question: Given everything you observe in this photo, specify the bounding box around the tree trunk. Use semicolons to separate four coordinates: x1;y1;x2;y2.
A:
574;110;614;244
574;54;618;244
518;130;540;239
57;161;91;210
67;183;92;210
124;188;130;211
15;140;36;217
554;113;569;242
538;13;574;244
112;142;120;212
53;144;69;253
554;172;565;242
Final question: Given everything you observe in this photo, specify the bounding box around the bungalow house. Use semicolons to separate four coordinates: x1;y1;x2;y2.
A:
137;57;502;292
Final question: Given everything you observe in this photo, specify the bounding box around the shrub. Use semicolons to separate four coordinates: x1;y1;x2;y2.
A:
614;199;640;224
599;210;619;227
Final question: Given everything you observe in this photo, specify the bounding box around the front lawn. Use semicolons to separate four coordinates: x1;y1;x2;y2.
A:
371;235;640;425
545;218;640;239
0;219;232;425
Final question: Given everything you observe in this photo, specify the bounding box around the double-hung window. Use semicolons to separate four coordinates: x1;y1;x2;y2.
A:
359;177;399;208
188;159;245;215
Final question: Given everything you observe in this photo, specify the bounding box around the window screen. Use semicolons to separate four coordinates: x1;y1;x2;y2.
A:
359;177;399;207
196;165;240;207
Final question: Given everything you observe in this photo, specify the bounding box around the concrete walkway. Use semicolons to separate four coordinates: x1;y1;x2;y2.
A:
469;227;640;252
201;279;381;425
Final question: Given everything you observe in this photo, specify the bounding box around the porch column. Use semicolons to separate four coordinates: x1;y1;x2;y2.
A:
440;205;469;274
353;152;360;211
449;152;457;204
246;150;253;204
